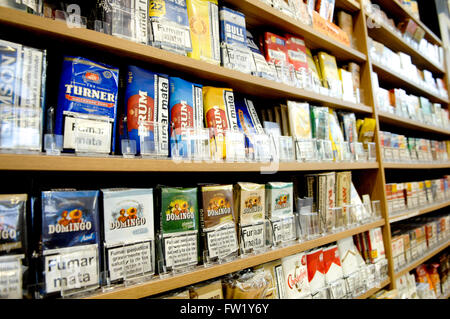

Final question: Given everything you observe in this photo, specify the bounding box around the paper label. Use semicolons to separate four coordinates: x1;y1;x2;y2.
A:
44;245;99;294
107;241;153;282
206;226;238;259
221;45;252;74
296;140;315;160
64;116;112;153
0;258;22;299
151;21;191;49
272;216;296;243
163;232;198;268
240;223;265;252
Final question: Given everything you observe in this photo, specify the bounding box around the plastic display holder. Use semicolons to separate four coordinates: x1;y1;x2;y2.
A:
239;221;268;256
383;146;394;162
121;139;137;158
138;120;169;159
94;20;112;34
57;245;100;298
156;231;199;277
44;134;63;156
277;136;295;162
72;117;113;157
298;212;321;240
316;139;334;161
295;138;317;162
0;254;25;299
376;258;389;282
202;223;239;266
251;133;273;162
343;204;358;228
391;147;400;162
122;241;155;287
225;130;246;162
311;286;330;299
371;200;382;220
366;142;377;162
337;142;352;162
171;127;211;162
353;142;367;162
365;263;379;290
328;278;348;299
269;215;297;248
399;147;410;162
55;10;88;28
327;207;344;233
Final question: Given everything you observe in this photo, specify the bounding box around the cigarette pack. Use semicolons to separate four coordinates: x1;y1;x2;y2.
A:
337;236;365;276
101;188;155;282
199;184;238;261
40;190;101;295
0;194;27;256
124;65;169;156
169;77;203;156
55;56;119;154
323;245;344;284
287;101;311;139
148;0;192;55
219;6;252;73
317;51;342;96
233;93;264;155
202;86;238;159
98;0;148;44
284;34;309;84
186;0;220;65
306;248;326;295
246;30;277;81
281;252;311;299
189;279;224;299
156;186;199;270
253;259;284;299
315;0;335;22
0;39;46;152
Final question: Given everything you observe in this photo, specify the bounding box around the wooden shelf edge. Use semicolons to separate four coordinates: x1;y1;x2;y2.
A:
355;278;390;299
0;7;372;113
377;111;450;136
371;61;449;104
85;219;385;299
394;240;450;279
0;153;380;172
389;200;450;224
336;0;361;12
383;162;450;169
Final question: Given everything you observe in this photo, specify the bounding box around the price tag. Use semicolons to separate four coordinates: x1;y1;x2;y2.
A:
0;256;22;299
64;116;112;153
271;216;296;244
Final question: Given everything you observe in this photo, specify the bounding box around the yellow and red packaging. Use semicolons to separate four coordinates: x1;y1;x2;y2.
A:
202;86;238;159
262;32;289;66
186;0;221;65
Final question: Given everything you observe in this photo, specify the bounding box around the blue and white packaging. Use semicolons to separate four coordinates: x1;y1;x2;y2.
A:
148;0;192;55
246;31;277;81
40;190;100;295
55;56;119;154
0;39;46;152
124;65;169;156
169;77;203;157
102;188;155;282
219;6;252;74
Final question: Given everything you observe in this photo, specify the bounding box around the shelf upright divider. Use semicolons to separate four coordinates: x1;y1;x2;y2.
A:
357;0;397;291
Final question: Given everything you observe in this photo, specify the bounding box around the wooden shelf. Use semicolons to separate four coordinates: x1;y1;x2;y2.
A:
336;0;361;13
355;278;390;299
223;0;366;63
394;240;449;279
389;200;450;224
372;0;443;46
377;110;450;136
383;162;450;170
372;61;449;104
0;153;379;172
0;7;372;114
84;219;385;299
367;21;445;75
